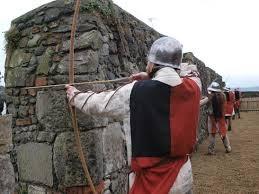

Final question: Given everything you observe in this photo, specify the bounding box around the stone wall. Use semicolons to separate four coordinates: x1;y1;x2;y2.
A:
4;0;222;193
0;115;15;194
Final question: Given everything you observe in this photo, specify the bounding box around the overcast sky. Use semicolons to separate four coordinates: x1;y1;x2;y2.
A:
1;0;259;87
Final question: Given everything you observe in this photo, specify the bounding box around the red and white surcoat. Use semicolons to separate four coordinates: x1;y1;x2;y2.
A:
71;66;202;194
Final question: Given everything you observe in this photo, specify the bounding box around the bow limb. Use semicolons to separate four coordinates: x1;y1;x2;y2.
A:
68;0;97;193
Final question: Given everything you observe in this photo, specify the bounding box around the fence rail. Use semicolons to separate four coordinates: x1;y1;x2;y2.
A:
240;97;259;111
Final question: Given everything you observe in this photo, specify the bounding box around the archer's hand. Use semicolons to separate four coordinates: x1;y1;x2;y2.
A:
130;72;150;81
180;64;199;77
65;85;80;106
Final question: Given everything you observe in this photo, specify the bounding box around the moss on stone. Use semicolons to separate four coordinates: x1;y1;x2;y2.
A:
4;26;21;51
81;0;114;16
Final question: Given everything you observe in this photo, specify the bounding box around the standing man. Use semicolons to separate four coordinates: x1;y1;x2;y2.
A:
224;87;235;131
0;86;5;115
66;37;202;194
207;82;231;155
233;88;241;119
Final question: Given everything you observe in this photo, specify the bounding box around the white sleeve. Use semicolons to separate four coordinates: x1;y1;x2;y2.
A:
180;64;202;92
73;82;136;120
200;97;209;106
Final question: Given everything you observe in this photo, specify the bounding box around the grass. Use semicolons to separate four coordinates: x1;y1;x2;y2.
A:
4;26;21;52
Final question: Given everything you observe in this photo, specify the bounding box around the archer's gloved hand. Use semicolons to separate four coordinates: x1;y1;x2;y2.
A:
180;63;199;77
65;85;80;106
130;72;150;81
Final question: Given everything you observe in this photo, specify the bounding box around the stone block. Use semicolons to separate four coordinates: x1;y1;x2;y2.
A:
34;46;46;56
122;117;131;165
28;105;35;115
16;118;32;126
36;47;53;75
35;16;44;24
13;96;20;105
36;91;71;130
109;41;118;54
26;74;37;87
19;37;29;48
44;8;61;23
28;89;37;96
16;143;53;186
18;105;29;117
110;170;128;194
20;96;30;106
57;50;99;74
13;131;37;144
52;55;62;62
0;115;12;154
53;131;104;188
5;67;35;88
62;30;103;51
8;49;32;68
0;155;15;194
35;76;48;86
29;55;37;66
29;98;37;104
13;89;20;96
32;26;41;34
48;21;59;29
102;122;126;175
77;23;97;32
7;104;18;118
27;34;41;47
28;185;46;194
101;44;109;56
20;88;28;95
37;131;56;143
45;37;60;46
76;111;108;130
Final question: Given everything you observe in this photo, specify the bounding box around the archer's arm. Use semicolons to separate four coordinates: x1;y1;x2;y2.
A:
66;82;135;120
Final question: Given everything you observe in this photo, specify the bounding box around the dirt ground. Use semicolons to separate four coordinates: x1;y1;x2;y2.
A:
191;112;259;194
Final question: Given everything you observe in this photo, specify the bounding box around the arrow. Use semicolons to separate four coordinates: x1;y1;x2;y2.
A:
21;77;130;90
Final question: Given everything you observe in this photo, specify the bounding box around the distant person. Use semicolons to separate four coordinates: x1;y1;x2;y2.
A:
224;87;235;131
233;88;241;119
0;86;5;115
207;82;231;155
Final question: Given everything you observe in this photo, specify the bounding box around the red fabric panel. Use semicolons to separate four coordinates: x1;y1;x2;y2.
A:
209;115;227;136
131;157;186;194
225;92;235;115
230;92;235;103
131;157;162;171
235;100;241;109
170;78;201;156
